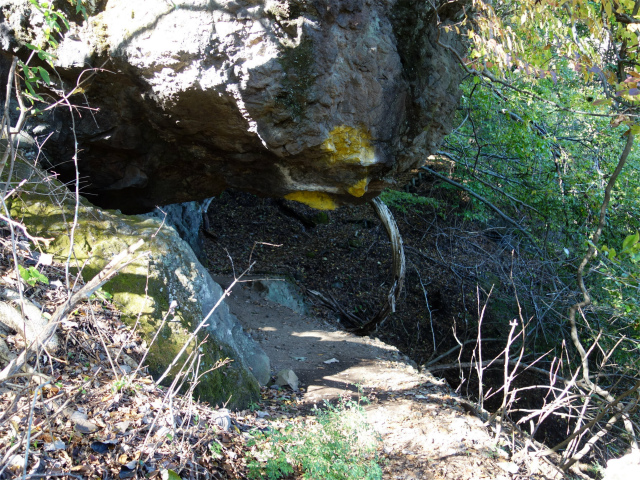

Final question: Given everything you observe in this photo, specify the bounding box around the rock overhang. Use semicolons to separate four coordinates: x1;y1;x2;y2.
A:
0;0;467;213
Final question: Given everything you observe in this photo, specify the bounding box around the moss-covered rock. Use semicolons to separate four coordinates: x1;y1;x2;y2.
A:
6;160;269;408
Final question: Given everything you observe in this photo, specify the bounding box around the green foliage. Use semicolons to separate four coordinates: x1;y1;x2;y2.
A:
70;0;88;19
466;0;640;123
380;189;442;215
110;376;139;395
440;70;640;349
246;397;382;480
209;440;223;460
598;232;640;335
17;1;85;104
18;265;49;286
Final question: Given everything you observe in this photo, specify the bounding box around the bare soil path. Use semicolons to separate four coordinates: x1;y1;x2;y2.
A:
216;275;564;480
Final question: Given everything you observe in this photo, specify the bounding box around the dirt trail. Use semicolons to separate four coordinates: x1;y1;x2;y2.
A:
216;275;563;480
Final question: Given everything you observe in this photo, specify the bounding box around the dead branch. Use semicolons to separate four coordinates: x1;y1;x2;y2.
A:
350;198;405;334
565;133;638;459
420;165;543;256
0;288;60;348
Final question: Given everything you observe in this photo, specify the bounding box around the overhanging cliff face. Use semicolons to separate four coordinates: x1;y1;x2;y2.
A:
0;0;466;214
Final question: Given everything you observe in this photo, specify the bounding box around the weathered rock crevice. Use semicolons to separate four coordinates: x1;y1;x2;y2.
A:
1;0;467;214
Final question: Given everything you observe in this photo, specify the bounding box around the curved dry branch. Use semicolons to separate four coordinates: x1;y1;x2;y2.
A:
349;198;406;335
563;133;638;466
305;198;406;335
0;288;60;349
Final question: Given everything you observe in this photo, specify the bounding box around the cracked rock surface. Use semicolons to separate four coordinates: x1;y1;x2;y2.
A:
1;0;466;213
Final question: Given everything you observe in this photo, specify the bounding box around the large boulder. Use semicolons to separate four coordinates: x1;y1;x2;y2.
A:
6;156;270;408
0;0;466;213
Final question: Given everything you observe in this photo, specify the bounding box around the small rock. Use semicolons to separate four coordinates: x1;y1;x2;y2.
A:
5;454;24;472
275;369;299;391
114;421;130;434
154;426;172;439
90;441;111;454
212;409;232;431
36;252;53;266
118;364;132;374
70;411;99;434
44;440;65;452
323;358;339;364
119;465;136;479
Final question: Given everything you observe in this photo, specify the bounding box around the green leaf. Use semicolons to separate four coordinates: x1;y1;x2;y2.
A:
18;266;49;287
622;232;640;251
160;469;182;480
24;81;45;102
52;11;70;30
37;50;56;63
18;265;31;285
38;67;51;85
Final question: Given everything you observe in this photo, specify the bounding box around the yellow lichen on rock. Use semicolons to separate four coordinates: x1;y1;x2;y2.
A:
321;125;376;166
347;178;369;197
285;191;337;210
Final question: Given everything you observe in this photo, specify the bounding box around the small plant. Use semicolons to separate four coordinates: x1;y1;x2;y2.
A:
209;441;223;460
353;304;365;314
111;376;138;394
89;287;113;303
18;265;49;287
246;396;382;480
584;462;604;476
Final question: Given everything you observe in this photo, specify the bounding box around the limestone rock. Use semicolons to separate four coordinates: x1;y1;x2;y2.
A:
251;277;307;315
143;201;206;260
275;368;299;391
1;0;466;213
7;159;270;408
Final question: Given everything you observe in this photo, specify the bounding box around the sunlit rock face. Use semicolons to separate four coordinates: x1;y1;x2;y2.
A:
1;0;466;213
